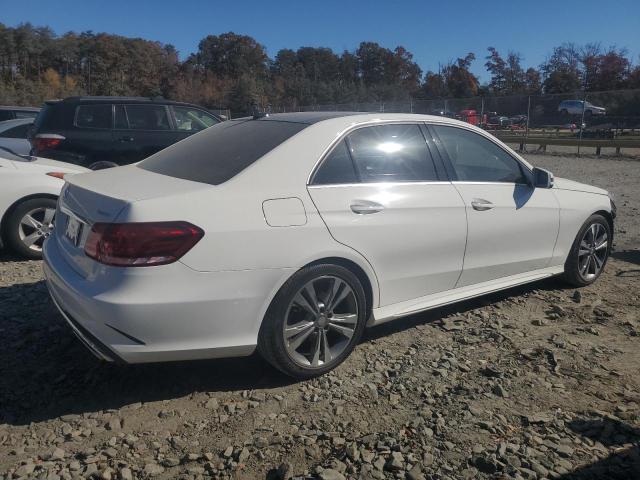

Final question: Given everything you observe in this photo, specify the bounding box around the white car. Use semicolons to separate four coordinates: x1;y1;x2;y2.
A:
0;118;33;156
0;147;89;258
43;113;615;379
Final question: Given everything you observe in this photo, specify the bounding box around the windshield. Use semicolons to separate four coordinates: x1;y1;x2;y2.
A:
138;118;307;185
0;145;34;162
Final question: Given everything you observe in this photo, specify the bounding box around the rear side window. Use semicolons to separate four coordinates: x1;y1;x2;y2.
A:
0;123;31;138
312;140;358;185
138;119;307;185
76;104;112;129
347;124;438;183
0;111;13;121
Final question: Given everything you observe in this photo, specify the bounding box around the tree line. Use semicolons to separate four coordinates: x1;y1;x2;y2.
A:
1;23;640;114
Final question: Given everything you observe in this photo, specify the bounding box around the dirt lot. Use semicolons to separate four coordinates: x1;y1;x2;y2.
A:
1;153;639;480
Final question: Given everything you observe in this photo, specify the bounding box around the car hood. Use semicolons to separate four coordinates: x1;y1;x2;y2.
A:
553;177;608;196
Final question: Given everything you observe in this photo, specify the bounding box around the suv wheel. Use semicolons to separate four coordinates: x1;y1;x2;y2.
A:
258;264;367;379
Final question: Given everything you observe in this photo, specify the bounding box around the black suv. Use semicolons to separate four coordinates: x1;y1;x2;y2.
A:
0;106;40;121
30;97;221;169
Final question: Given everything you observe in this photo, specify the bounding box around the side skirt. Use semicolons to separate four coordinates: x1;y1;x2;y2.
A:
369;265;564;326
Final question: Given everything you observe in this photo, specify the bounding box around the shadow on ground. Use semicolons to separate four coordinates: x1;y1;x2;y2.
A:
558;417;640;479
0;272;572;426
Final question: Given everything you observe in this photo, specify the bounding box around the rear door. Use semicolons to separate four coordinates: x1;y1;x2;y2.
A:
430;124;559;287
111;104;175;164
308;123;467;307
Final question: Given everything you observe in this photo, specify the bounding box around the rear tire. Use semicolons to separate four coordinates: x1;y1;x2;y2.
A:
258;264;367;380
4;197;57;259
563;214;611;287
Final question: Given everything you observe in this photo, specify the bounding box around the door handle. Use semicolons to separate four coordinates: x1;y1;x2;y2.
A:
118;136;134;142
471;198;494;211
350;201;385;215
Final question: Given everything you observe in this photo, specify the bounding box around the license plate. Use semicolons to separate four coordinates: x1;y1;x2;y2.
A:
64;215;83;247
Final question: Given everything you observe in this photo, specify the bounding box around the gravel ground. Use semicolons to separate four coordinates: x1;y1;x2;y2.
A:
1;154;639;480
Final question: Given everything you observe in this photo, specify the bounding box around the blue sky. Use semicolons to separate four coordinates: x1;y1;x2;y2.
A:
4;0;640;81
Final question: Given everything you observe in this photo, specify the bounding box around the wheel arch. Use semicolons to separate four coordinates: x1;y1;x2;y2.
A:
305;256;376;317
593;209;614;241
0;193;59;244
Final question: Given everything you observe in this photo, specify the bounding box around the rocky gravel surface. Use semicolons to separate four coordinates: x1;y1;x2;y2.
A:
1;153;639;480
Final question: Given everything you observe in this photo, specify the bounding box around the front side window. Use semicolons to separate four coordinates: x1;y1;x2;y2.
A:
432;125;528;184
76;104;112;129
346;124;437;183
125;105;170;130
173;107;219;132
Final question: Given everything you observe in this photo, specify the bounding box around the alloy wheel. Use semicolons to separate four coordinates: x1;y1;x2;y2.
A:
283;275;359;368
578;223;608;281
18;207;56;253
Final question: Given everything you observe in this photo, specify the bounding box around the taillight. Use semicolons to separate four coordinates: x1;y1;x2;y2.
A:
84;222;204;267
31;134;65;153
46;172;66;179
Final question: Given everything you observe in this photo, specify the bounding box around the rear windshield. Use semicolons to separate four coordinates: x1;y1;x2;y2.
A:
138;119;307;185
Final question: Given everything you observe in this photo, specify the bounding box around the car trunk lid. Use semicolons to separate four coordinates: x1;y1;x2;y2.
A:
53;165;212;277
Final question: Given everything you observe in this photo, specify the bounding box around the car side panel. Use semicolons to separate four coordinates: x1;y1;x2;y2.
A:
549;189;612;267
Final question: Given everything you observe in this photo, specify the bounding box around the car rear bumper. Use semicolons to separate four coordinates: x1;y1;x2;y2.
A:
43;236;293;363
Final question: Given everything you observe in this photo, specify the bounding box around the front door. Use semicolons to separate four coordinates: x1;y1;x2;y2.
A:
308;123;467;307
430;124;559;287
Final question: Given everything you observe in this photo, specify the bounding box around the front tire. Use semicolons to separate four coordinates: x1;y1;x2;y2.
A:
258;264;367;380
4;197;57;259
563;214;611;287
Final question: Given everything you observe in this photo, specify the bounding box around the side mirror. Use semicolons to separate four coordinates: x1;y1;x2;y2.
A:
532;167;554;188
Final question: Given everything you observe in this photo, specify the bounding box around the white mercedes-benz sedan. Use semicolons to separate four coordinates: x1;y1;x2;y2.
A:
43;112;615;379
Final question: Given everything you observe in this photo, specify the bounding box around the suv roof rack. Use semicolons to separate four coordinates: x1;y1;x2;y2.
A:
61;96;174;103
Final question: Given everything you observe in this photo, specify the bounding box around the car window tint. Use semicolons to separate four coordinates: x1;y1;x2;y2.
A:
0;123;31;138
15;111;38;119
173;106;219;132
125;105;170;130
114;105;128;129
312;140;358;185
138;119;307;185
76;104;112;129
433;125;527;183
0;111;13;121
347;124;437;183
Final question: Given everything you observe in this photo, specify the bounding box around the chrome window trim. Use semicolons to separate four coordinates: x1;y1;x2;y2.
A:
308;180;452;188
451;181;531;186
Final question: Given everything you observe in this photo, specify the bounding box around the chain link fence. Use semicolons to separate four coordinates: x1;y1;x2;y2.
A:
269;89;640;156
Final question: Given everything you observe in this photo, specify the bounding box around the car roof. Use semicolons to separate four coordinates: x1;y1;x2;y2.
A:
50;96;215;109
243;111;474;129
0;106;40;111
